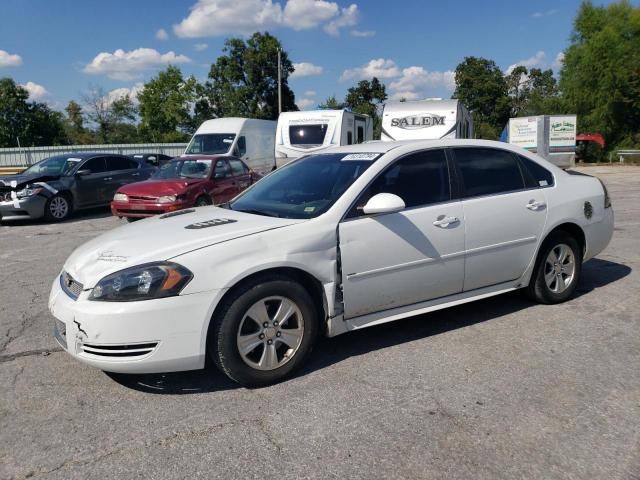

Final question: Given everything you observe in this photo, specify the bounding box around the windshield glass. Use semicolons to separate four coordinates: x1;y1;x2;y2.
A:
153;159;213;179
229;153;376;219
185;133;235;155
22;155;83;176
289;124;328;146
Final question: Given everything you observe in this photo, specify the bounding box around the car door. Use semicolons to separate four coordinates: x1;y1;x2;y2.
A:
211;159;237;204
73;156;110;207
229;158;253;192
104;156;143;200
338;149;465;319
451;147;548;291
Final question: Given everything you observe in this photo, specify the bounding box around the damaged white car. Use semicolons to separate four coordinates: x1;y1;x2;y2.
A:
49;140;614;387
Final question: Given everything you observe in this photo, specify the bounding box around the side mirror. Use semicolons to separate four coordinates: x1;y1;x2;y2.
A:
76;169;92;176
362;193;405;215
214;172;225;179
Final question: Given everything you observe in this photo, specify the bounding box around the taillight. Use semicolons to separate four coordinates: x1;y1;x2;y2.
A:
598;179;612;208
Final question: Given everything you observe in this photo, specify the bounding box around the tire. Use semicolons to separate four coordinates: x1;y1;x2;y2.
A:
125;217;140;223
44;193;72;222
525;231;582;304
195;195;212;207
208;275;319;387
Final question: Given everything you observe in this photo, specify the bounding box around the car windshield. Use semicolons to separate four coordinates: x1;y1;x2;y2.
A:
228;153;376;219
21;155;83;176
153;159;213;179
185;134;235;155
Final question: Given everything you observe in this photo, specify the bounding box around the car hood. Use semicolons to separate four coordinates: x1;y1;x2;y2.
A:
0;173;61;190
118;178;205;197
63;207;304;287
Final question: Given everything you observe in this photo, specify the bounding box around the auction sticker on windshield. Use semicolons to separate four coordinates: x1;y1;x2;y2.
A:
341;153;380;161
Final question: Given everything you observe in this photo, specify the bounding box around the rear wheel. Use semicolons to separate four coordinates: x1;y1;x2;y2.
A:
526;231;582;304
44;194;72;222
208;275;319;387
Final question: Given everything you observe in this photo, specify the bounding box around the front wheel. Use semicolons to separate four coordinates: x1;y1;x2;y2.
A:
526;231;582;304
208;276;319;387
44;194;72;222
195;195;212;207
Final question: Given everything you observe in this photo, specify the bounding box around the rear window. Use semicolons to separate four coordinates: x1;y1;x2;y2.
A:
518;155;554;188
453;148;525;197
289;124;328;146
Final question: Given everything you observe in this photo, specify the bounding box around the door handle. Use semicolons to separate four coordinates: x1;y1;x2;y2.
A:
433;216;460;228
103;177;112;181
132;173;140;177
526;200;546;211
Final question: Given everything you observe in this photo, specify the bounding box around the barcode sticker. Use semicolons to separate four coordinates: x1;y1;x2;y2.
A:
341;153;380;161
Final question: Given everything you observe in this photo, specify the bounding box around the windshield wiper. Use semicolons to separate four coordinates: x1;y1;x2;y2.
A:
234;208;279;218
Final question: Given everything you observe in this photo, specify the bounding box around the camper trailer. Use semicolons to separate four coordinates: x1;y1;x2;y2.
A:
381;99;473;142
275;110;373;167
185;118;276;174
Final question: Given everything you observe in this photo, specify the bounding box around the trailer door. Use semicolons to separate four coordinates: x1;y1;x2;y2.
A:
355;118;366;144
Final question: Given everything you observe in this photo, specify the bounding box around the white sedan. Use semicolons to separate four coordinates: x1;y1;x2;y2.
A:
49;140;614;387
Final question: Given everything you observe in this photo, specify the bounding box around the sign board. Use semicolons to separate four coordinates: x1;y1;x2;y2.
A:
508;117;538;153
548;115;577;155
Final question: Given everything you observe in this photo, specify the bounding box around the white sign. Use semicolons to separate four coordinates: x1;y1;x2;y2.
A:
548;115;577;155
508;117;538;153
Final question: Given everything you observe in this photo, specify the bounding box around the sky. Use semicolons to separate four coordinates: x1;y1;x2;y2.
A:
0;0;630;112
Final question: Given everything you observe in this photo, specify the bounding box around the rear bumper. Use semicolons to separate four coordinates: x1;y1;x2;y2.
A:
0;195;47;221
111;200;187;218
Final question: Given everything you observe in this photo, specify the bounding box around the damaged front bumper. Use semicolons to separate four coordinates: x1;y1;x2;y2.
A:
0;194;47;220
48;273;221;374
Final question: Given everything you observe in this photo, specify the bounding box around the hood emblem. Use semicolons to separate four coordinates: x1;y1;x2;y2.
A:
185;218;237;229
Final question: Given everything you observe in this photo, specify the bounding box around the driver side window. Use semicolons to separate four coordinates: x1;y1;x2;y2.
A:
81;157;108;174
348;149;451;218
214;160;232;179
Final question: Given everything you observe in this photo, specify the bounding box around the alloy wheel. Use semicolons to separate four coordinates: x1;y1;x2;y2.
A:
49;197;69;219
544;243;576;294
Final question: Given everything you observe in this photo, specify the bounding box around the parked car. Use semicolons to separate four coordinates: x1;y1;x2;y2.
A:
49;140;613;387
131;153;174;167
0;153;155;222
111;155;261;221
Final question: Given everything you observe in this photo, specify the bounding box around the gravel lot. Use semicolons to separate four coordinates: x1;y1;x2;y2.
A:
1;165;638;480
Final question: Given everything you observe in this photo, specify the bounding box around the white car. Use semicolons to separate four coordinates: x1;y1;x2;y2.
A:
49;140;614;387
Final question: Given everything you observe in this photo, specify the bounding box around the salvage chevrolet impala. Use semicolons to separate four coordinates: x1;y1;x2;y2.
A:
49;140;614;387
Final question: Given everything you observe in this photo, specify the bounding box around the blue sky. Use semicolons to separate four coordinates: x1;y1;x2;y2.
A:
0;0;629;111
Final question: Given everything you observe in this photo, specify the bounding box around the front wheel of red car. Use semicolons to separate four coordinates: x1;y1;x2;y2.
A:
195;195;212;207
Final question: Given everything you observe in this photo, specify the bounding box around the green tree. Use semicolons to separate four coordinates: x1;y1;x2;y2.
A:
344;77;387;138
560;0;640;148
64;100;94;144
204;32;298;119
318;95;345;109
137;66;197;142
453;57;511;139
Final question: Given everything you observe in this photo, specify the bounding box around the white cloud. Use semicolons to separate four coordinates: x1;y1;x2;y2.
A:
291;62;323;78
107;83;145;104
173;0;359;37
340;58;400;81
304;89;316;96
297;98;316;110
553;52;565;70
20;81;50;101
506;50;547;75
194;43;208;51
155;28;169;40
350;29;375;37
532;9;558;18
324;4;358;36
388;67;455;101
0;49;22;67
83;48;191;81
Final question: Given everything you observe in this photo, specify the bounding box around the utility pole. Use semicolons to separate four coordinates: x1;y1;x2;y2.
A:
277;48;282;116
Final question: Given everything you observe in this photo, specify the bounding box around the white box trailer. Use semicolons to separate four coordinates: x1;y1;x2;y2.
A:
184;118;276;174
381;99;473;141
275;110;373;167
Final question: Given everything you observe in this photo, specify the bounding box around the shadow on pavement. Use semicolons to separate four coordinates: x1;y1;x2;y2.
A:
107;258;631;395
0;206;114;226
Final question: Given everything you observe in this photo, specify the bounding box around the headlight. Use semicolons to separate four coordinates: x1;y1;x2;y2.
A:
158;195;177;203
89;262;193;302
113;192;128;202
16;185;43;198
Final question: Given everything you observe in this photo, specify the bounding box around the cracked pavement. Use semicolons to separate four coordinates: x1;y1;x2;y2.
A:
1;167;639;479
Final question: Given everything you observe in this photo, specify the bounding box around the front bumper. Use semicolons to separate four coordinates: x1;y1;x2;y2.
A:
48;274;220;373
0;195;47;221
111;200;186;218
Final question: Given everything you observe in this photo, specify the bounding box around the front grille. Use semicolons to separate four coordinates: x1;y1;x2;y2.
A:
81;342;158;358
0;191;14;202
128;195;158;201
60;271;83;300
53;319;67;349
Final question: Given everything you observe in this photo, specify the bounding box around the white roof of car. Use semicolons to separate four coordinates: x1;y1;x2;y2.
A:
321;138;517;154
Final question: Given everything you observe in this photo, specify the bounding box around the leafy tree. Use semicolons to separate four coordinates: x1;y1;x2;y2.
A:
318;95;345;109
453;57;511;139
137;66;197;142
560;0;640;148
204;32;298;119
64;100;94;144
344;77;387;138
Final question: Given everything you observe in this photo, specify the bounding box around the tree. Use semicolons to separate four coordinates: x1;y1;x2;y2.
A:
560;0;640;148
453;57;511;139
344;77;387;138
82;86;139;143
64;100;94;144
204;32;298;119
318;95;345;109
137;66;197;142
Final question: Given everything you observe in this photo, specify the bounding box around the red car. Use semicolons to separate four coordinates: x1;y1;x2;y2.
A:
111;155;261;221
